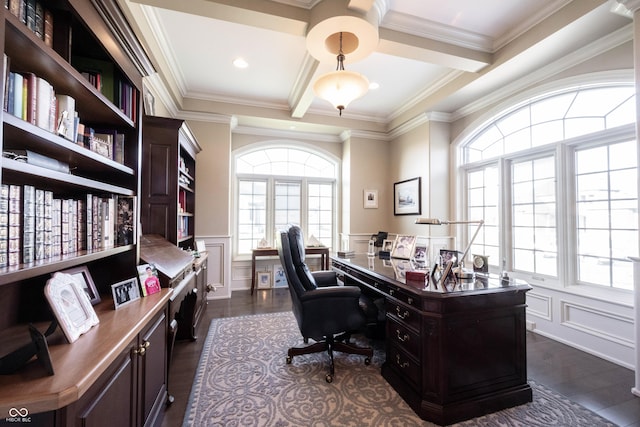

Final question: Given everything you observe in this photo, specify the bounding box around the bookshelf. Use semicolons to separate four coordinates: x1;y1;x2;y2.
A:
141;115;201;251
0;1;163;425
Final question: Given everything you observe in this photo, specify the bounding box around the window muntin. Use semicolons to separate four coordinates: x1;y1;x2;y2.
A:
461;84;637;291
467;165;500;264
235;147;337;255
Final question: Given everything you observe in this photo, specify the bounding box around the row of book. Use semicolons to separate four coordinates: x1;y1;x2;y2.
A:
5;0;53;48
0;184;135;268
3;57;126;164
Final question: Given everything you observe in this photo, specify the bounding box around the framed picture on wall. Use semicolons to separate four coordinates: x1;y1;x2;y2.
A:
394;177;421;215
363;189;378;208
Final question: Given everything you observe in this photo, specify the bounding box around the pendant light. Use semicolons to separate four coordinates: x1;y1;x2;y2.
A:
313;32;369;116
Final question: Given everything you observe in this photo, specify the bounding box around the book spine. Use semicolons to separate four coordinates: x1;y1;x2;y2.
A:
12;72;23;119
8;185;21;266
23;72;36;124
43;8;53;48
86;193;92;252
52;198;61;257
35;76;52;130
22;184;35;264
77;198;86;251
34;188;44;260
0;184;8;268
43;190;52;259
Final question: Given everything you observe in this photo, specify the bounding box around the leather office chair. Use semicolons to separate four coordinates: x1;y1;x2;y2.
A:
277;224;374;383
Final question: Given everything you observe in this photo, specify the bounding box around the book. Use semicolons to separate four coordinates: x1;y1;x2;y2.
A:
8;184;21;266
12;72;23;119
4;149;70;173
0;184;8;268
23;185;35;264
43;7;53;47
23;72;37;124
35;76;53;130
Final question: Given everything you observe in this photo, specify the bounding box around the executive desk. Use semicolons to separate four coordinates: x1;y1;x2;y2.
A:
331;255;532;426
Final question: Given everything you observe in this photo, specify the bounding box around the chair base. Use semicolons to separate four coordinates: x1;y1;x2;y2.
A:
286;334;373;383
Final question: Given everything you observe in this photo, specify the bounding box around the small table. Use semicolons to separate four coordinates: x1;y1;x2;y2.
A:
251;247;330;294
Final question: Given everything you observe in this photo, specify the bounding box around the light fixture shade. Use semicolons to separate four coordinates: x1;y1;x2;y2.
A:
313;69;369;112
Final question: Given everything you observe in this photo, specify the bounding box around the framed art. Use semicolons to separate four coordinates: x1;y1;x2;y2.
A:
58;265;100;305
391;235;416;259
45;272;100;343
363;189;378;209
111;277;141;309
381;239;394;253
137;263;161;297
273;264;288;288
257;271;272;289
412;236;429;264
394;177;421;215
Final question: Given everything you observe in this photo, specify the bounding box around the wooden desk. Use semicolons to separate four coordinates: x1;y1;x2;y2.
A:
251;247;329;294
331;255;532;425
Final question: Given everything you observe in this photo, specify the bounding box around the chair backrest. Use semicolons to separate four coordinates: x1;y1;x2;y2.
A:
276;226;308;325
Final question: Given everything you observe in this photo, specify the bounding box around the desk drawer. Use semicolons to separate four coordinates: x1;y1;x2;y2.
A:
387;344;420;390
387;317;420;359
386;299;421;331
386;285;420;309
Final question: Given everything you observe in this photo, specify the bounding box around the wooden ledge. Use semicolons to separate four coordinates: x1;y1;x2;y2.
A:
0;288;172;414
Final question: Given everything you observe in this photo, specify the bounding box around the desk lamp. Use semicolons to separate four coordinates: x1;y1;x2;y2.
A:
415;217;484;279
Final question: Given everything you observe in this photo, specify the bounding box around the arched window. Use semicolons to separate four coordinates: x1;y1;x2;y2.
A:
234;145;338;255
459;83;637;291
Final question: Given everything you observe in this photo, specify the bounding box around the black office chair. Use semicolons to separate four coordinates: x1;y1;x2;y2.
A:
277;224;374;383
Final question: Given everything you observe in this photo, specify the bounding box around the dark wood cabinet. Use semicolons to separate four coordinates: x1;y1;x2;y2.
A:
141;116;201;251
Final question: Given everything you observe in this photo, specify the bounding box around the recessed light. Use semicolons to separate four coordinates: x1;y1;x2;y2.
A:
369;82;379;90
233;57;248;69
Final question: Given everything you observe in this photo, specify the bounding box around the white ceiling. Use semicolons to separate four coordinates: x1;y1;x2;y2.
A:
118;0;632;134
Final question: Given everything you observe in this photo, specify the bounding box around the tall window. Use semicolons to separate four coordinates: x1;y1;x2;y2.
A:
460;84;637;290
235;146;337;255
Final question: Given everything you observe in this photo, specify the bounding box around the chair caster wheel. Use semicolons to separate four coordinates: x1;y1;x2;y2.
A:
325;374;333;383
365;357;371;365
286;356;292;364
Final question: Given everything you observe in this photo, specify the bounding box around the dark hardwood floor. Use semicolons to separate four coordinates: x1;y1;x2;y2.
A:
162;289;640;427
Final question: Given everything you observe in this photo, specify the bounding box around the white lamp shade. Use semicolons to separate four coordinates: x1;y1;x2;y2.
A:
313;70;369;110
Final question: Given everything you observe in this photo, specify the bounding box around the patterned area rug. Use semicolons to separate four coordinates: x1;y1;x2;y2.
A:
183;312;618;426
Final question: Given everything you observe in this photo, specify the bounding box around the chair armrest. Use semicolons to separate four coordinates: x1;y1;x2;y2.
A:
311;270;338;287
299;285;360;303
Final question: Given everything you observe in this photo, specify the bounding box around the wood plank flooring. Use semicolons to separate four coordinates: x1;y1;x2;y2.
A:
162;289;640;427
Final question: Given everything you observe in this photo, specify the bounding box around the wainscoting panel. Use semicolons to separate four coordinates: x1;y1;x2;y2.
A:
526;292;552;321
197;235;231;300
560;300;634;348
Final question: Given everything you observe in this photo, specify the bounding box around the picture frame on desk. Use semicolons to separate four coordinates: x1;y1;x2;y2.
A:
137;263;161;297
393;177;421;215
57;265;101;305
111;277;141;309
391;234;416;259
45;272;100;343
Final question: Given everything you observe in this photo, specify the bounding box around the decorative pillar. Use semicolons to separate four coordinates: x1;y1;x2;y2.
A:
612;0;640;397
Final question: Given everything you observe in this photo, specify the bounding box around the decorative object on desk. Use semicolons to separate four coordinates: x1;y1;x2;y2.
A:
111;277;141;309
391;234;416;259
367;238;375;256
416;217;485;280
440;249;462;267
381;238;394;253
257;237;271;248
337;250;355;258
473;254;489;273
58;265;100;306
431;263;442;288
137;263;161;297
0;322;56;376
185;312;615;427
45;272;100;343
307;234;323;247
363;189;378;208
273;264;288;288
393;177;421;215
405;270;427;288
439;259;457;290
412;236;429;267
257;271;272;289
196;239;206;253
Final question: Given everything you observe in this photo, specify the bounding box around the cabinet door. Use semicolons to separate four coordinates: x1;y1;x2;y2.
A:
138;310;168;427
76;342;136;427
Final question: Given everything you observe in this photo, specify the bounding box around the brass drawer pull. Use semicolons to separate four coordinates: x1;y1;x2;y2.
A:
389;289;395;296
396;306;409;320
396;330;409;342
396;354;410;368
407;297;413;305
134;340;150;356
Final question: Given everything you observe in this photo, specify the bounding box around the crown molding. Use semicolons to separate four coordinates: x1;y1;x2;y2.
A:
233;124;344;143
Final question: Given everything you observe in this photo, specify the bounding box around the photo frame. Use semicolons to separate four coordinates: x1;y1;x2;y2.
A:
45;272;100;343
273;264;288;288
363;189;378;209
381;239;394;253
137;263;161;297
257;271;272;289
116;195;136;246
57;265;100;305
394;177;421;215
111;277;141;309
412;236;429;264
391;235;416;259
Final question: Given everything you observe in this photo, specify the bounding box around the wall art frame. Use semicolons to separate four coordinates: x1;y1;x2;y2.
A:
394;177;421;215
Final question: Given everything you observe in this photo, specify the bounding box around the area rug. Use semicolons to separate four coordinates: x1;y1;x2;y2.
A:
183;312;617;427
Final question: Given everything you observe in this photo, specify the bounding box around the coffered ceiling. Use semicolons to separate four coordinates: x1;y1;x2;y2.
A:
117;0;632;135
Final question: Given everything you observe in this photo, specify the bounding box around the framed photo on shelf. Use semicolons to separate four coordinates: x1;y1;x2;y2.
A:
394;177;421;215
111;278;141;310
391;235;416;259
137;263;161;297
57;265;101;305
116;195;136;246
257;271;272;289
45;272;100;343
363;189;378;209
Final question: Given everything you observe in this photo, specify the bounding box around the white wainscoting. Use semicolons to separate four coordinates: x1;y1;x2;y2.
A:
196;235;231;300
526;286;635;369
